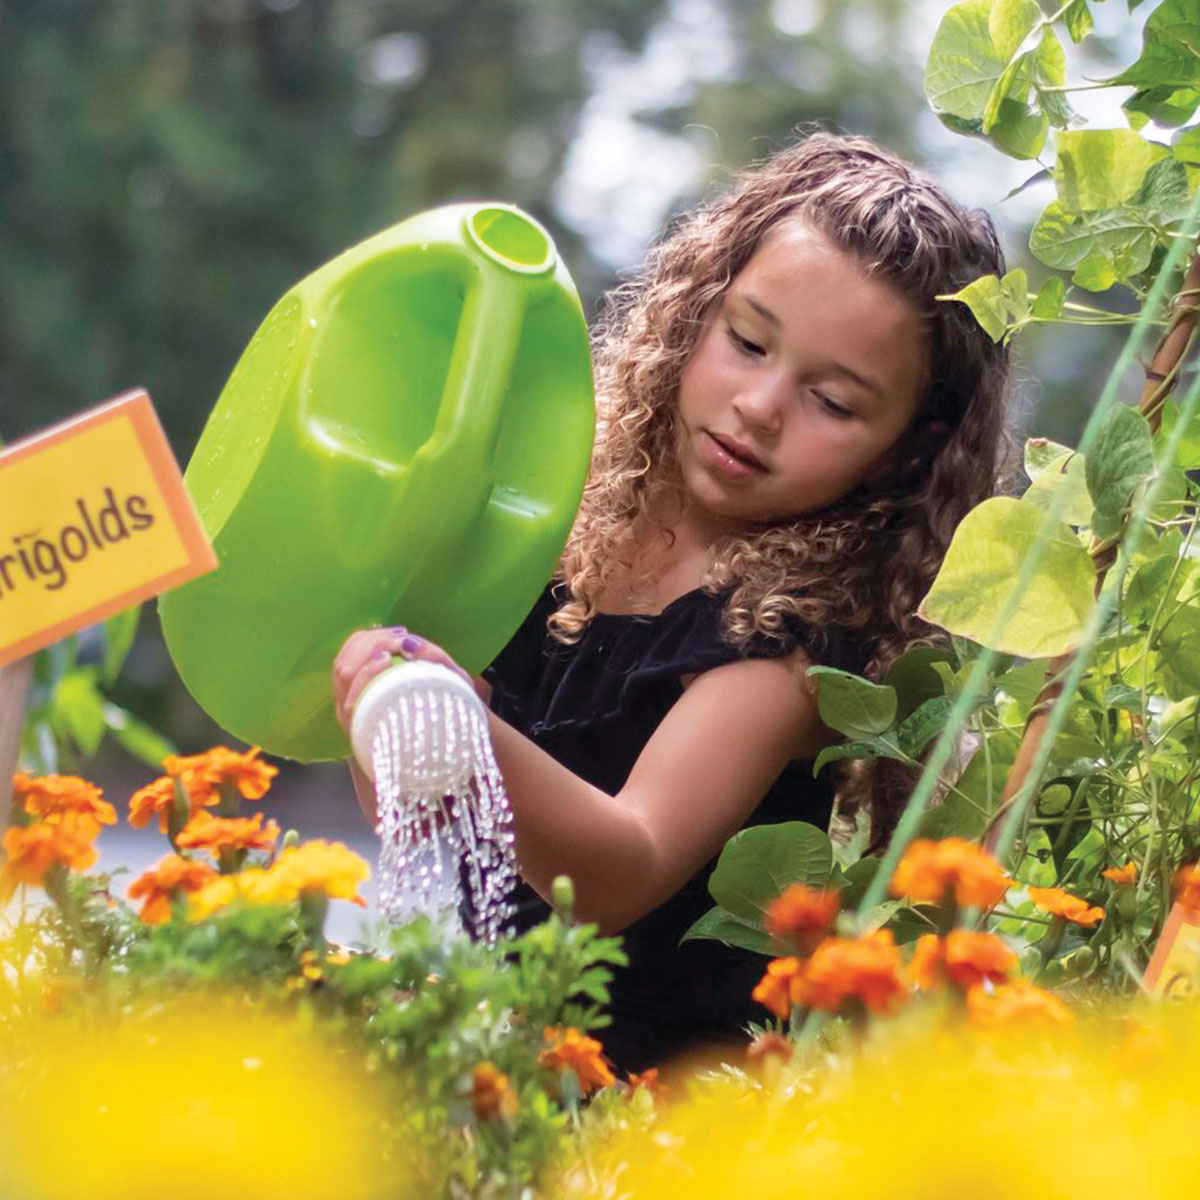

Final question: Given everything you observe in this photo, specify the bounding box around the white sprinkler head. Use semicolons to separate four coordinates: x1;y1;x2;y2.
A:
350;659;487;787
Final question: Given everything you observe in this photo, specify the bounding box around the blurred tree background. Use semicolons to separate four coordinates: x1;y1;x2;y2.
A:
1;0;1144;768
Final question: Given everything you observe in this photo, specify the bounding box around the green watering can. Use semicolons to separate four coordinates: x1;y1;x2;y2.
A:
160;204;594;762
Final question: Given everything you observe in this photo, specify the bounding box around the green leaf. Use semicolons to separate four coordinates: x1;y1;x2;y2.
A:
882;645;953;721
991;96;1051;159
1055;129;1169;213
1039;783;1072;816
813;735;906;775
1109;0;1200;90
51;669;106;756
681;906;785;956
806;665;898;738
1029;201;1156;276
940;730;1021;838
1159;398;1200;470
1072;254;1118;291
1131;156;1195;223
926;0;1050;156
927;0;1017;125
989;0;1042;60
103;703;176;767
1031;275;1066;319
1064;0;1093;42
1023;450;1094;526
941;273;1008;341
1156;603;1200;700
708;822;835;920
101;605;141;686
1085;404;1155;538
896;693;960;758
839;856;882;907
1025;436;1076;478
1174;126;1200;166
917;496;1097;658
1126;86;1200;129
996;658;1054;715
1018;827;1058;887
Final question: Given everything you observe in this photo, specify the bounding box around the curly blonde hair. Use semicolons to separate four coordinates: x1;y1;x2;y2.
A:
550;130;1011;836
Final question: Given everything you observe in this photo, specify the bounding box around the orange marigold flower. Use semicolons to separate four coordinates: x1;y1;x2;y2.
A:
966;979;1074;1029
271;840;369;906
127;854;218;924
942;930;1017;990
1173;863;1200;913
1028;886;1105;928
764;883;841;952
175;810;280;857
0;814;99;899
13;773;116;832
751;956;806;1020
128;775;212;832
890;838;1010;909
538;1027;615;1095
905;934;944;992
1101;861;1138;886
626;1067;662;1097
471;1062;518;1120
798;930;908;1015
166;745;278;805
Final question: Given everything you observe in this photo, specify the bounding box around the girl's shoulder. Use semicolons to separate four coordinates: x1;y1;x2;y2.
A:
485;581;870;728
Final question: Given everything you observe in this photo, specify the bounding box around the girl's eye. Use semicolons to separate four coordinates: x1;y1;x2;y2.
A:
726;325;765;357
814;391;854;420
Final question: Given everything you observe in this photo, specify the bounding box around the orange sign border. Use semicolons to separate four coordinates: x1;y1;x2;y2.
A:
1143;900;1200;993
0;389;216;667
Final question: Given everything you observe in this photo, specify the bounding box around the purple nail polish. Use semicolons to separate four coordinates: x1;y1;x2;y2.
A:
399;634;425;654
390;626;407;635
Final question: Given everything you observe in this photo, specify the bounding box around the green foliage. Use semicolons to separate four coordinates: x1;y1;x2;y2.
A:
917;496;1097;658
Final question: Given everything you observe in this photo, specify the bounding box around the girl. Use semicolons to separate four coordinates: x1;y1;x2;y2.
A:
332;131;1010;1071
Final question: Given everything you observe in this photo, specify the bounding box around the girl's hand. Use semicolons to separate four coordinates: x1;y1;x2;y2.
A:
331;627;478;735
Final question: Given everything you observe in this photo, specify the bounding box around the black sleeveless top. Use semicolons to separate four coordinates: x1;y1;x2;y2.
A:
483;582;869;1074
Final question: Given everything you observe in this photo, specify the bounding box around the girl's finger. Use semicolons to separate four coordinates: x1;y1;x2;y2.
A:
332;627;410;702
338;649;395;731
394;634;474;687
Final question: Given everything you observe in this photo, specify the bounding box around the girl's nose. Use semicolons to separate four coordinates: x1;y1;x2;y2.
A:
732;373;788;434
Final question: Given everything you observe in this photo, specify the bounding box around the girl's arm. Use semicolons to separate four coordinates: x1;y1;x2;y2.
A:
334;630;828;932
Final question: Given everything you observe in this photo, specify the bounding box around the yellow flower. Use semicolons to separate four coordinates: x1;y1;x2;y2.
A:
13;773;116;833
1028;886;1105;928
271;840;370;906
890;837;1010;909
0;814;99;900
539;1026;615;1095
175;810;280;857
186;868;286;920
127;854;218;924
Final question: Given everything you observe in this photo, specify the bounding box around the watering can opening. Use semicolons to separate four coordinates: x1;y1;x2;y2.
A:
466;206;555;275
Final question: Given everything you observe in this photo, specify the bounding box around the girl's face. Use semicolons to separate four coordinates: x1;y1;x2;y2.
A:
675;219;929;532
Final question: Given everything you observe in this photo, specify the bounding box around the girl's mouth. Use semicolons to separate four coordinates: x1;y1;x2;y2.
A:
704;431;767;477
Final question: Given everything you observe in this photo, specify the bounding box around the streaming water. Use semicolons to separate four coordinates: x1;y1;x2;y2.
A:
371;689;517;945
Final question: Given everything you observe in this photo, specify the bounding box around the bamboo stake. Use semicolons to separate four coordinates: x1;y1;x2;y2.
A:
985;251;1200;852
0;657;32;832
